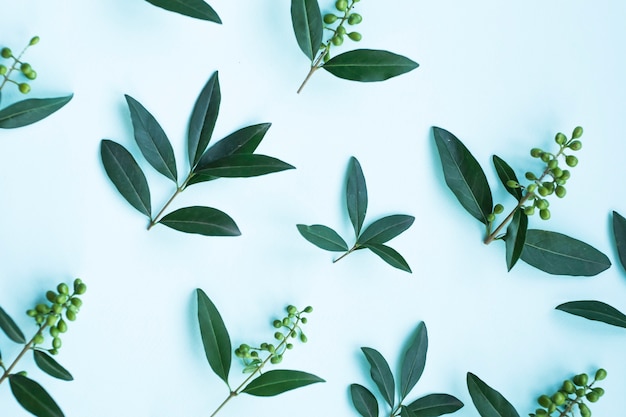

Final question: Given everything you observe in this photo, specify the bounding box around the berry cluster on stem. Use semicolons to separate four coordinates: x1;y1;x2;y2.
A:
0;36;40;95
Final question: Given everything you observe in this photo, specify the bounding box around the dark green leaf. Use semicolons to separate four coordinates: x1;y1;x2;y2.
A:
195;123;272;170
145;0;221;23
188;72;220;166
504;209;527;271
291;0;323;61
346;156;368;236
196;289;231;385
323;49;418;82
350;383;379;417
612;211;626;271
9;374;64;417
194;154;295;178
407;393;464;417
241;370;324;396
433;127;493;224
362;243;412;273
361;347;395;408
401;406;418;417
520;230;611;276
556;300;626;329
0;95;72;129
400;322;428;401
0;306;26;343
466;373;519;417
125;95;177;182
357;215;414;245
492;155;522;201
159;206;240;236
33;351;73;381
297;224;349;251
100;140;151;217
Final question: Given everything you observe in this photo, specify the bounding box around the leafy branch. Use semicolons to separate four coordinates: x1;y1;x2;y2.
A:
433;126;610;276
297;156;414;272
101;71;295;236
350;322;464;417
0;279;87;417
291;0;418;93
144;0;221;23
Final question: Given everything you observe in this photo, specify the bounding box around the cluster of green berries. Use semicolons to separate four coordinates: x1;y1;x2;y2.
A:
321;0;363;60
25;278;86;355
234;305;312;373
531;368;606;417
504;126;583;221
0;36;40;94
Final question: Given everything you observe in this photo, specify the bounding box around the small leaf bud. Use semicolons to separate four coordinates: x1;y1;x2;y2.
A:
572;126;583;139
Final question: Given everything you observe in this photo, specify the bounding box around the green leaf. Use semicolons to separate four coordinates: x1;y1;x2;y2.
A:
297;224;349;251
492;155;522;201
188;72;220;166
406;393;464;417
241;370;325;396
100;140;151;218
362;243;412;273
33;350;73;381
0;95;72;129
159;206;240;236
323;49;418;82
556;300;626;329
194;154;295;178
346;156;368;236
0;306;26;343
361;347;395;408
504;209;527;271
195;123;272;170
520;230;611;276
401;406;418;417
400;322;428;401
357;215;414;245
125;95;177;182
291;0;323;61
145;0;221;23
9;374;64;417
612;211;626;271
196;289;231;385
466;373;519;417
433;127;493;224
350;383;379;417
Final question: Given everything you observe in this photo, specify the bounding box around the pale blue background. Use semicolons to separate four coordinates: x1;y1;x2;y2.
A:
0;1;625;416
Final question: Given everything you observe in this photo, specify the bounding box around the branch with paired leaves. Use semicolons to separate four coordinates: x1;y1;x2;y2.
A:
0;279;87;417
195;289;324;416
433;126;610;276
467;368;607;417
297;156;414;272
291;0;418;93
144;0;221;23
350;322;464;417
0;37;72;129
101;71;294;236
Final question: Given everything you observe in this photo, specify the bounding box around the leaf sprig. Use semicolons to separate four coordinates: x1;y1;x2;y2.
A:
350;322;464;417
433;126;610;276
144;0;221;23
101;71;295;236
195;289;324;416
291;0;418;93
0;279;87;417
297;156;414;272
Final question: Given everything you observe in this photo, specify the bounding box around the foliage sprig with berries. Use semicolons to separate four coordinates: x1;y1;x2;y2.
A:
0;279;86;417
433;126;610;276
532;369;607;417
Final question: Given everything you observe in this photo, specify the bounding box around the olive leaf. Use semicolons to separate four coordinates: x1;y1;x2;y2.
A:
492;155;522;201
400;322;428;401
466;373;519;417
9;374;64;417
196;289;231;386
0;95;72;129
351;383;379;417
504;209;527;271
291;0;323;61
0;306;26;344
297;156;413;272
101;71;294;236
322;50;419;82
556;300;626;329
406;393;464;417
241;370;325;396
612;210;626;271
33;351;73;381
361;347;395;408
144;0;221;23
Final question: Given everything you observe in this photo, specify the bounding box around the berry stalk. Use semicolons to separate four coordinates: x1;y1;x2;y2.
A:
0;326;48;385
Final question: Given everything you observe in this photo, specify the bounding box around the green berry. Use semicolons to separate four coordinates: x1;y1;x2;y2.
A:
273;320;282;328
26;309;37;317
45;315;58;326
552;167;563;178
525;172;536;180
75;283;87;295
36;304;50;314
35;315;44;325
569;140;582;151
274;332;284;340
538;186;549;197
52;304;62;314
487;213;496;222
0;65;6;75
530;148;542;158
527;183;537;193
573;373;589;387
562;380;575;394
348;32;362;41
579;403;591;417
493;204;504;214
347;13;363;25
46;291;57;302
267;344;276;353
576;388;585;397
572;126;583;139
33;334;45;345
30;36;40;46
66;309;76;321
20;63;32;75
270;355;283;364
586;391;599;403
286;343;294;349
335;0;348;11
555;132;567;145
323;13;338;24
539;208;550;220
18;83;31;94
524;206;535;216
25;70;37;80
535;199;549;210
250;351;258;358
537;395;552;408
48;348;58;355
506;180;519;188
50;326;60;338
282;317;290;326
57;283;69;295
551;392;566;406
555;185;566;198
547;403;557;414
286;305;297;315
548;159;558;170
52;337;62;349
535;409;548;417
55;294;68;304
595;368;607;381
301;317;308;324
1;47;12;58
592;387;605;397
337;26;347;35
565;155;578;167
540;153;551;163
70;297;82;308
57;319;68;333
300;333;308;343
331;34;344;46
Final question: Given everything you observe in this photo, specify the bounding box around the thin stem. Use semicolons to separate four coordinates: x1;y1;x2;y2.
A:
147;173;194;230
0;41;31;93
333;245;358;263
0;325;47;385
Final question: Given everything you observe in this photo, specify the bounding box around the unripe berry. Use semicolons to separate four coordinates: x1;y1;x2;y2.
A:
565;155;578;167
52;304;62;314
30;36;40;46
555;185;566;198
493;204;504;214
335;0;348;11
530;148;542;158
561;170;571;180
48;348;58;355
331;34;344;46
548;159;558;170
45;315;58;326
576;388;585;397
18;83;31;94
487;213;496;222
348;32;362;41
535;409;548;417
572;126;583;139
540;153;551;163
26;309;37;317
551;392;566;406
538;186;549;197
55;294;68;304
1;47;12;58
36;304;50;314
569;140;582;151
527;184;537;193
286;343;294;349
33;334;45;345
595;368;607;381
524;206;535;216
592;387;605;397
270;354;283;364
57;319;68;333
273;320;281;328
50;326;60;338
35;315;44;325
0;65;6;75
301;317;308;324
274;332;284;340
562;380;575;394
70;297;82;308
552;167;563;178
300;333;308;343
537;395;552;408
506;180;519;188
46;291;57;303
525;172;536;180
555;132;567;145
75;283;87;295
282;317;290;326
323;13;338;24
586;391;599;403
347;13;363;25
539;208;550;220
337;26;347;35
25;70;37;80
573;373;588;387
66;309;76;321
547;403;556;414
578;403;591;417
535;199;549;210
52;337;62;349
286;305;297;315
20;63;32;75
57;283;69;295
